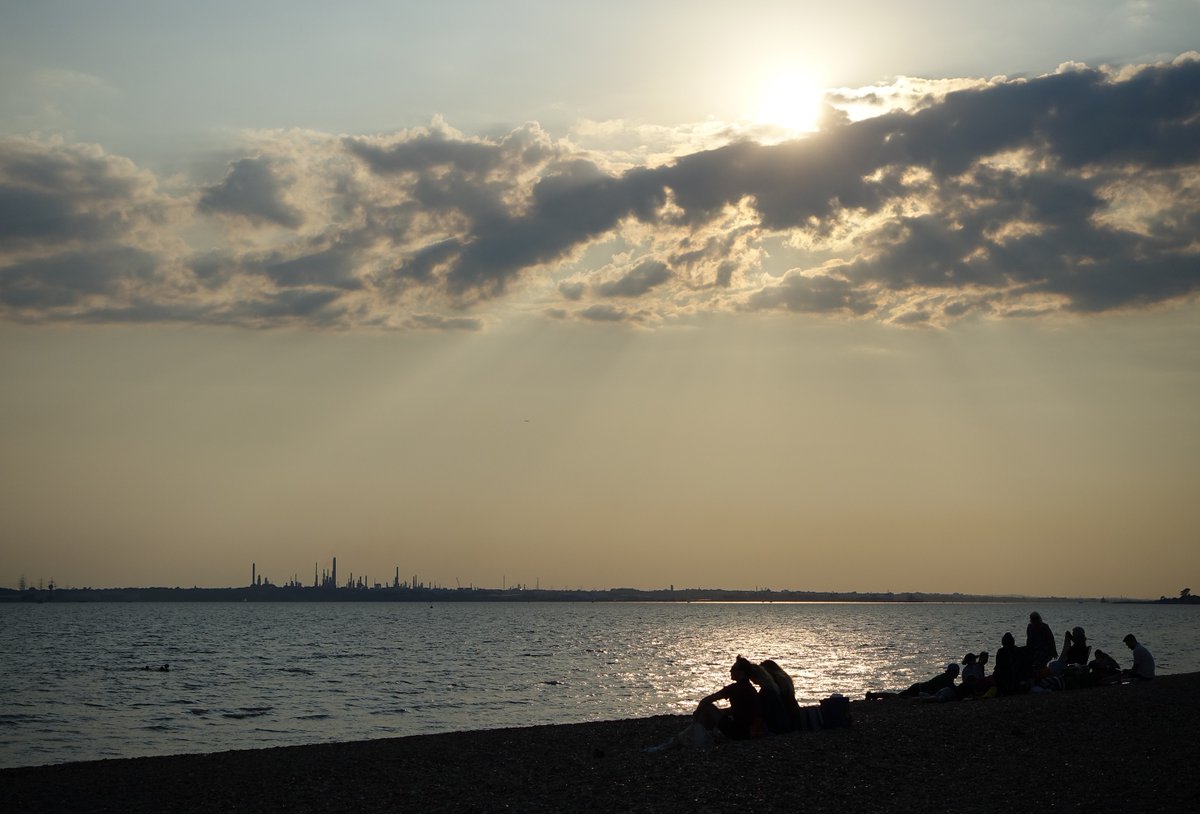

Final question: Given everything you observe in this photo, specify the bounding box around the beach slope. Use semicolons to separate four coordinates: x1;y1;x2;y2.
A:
4;672;1197;812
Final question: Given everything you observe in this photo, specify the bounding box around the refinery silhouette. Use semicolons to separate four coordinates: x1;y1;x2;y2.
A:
1;557;1152;605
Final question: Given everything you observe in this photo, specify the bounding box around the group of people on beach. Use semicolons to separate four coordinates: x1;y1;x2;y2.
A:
867;612;1155;702
652;612;1158;750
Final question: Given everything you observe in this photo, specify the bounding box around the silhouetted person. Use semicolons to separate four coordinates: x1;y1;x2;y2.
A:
1026;612;1057;668
973;650;996;695
868;662;959;700
1122;634;1155;680
761;659;804;731
1089;649;1121;684
961;652;983;680
958;652;985;697
744;661;790;734
694;655;763;739
993;632;1031;695
1061;626;1091;666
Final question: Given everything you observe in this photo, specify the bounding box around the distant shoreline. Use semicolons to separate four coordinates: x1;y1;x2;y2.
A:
5;672;1198;812
0;585;1177;604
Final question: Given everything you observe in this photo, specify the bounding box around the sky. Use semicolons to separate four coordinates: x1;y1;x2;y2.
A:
1;1;1198;598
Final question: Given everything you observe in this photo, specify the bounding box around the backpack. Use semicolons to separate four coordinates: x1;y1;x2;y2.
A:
819;694;852;728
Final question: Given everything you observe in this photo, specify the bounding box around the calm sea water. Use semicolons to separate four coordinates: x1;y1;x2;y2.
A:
2;601;1195;768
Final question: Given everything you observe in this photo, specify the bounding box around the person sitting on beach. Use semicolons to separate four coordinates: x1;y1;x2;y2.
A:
867;662;959;700
1122;634;1155;681
961;652;984;682
745;661;791;734
974;651;995;695
693;655;764;739
761;659;804;732
1026;612;1058;668
1061;627;1091;666
646;655;766;752
1088;649;1122;684
958;652;985;698
992;632;1031;695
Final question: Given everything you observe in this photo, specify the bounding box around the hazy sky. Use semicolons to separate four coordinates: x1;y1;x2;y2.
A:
2;2;1198;597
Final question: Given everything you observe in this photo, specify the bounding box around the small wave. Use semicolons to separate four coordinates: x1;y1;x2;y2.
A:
520;653;552;658
542;680;564;686
188;709;209;716
296;714;331;720
220;706;273;720
281;667;315;675
222;711;268;720
142;724;172;732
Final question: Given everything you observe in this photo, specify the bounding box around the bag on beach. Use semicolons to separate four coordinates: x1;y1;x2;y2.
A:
798;705;823;732
819;694;852;728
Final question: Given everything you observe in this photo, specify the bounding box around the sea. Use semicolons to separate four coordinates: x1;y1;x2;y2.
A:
2;600;1196;769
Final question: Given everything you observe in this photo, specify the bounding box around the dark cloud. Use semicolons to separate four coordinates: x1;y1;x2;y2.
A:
0;247;158;310
0;138;161;249
596;259;671;297
439;162;665;295
344;123;560;231
258;245;362;291
558;281;585;301
747;273;877;316
404;313;484;331
197;157;303;228
669;232;751;287
0;186;113;245
382;239;463;288
579;304;634;322
346;129;507;176
231;288;348;324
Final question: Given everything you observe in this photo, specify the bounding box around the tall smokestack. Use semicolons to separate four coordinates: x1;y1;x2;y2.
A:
252;563;256;587
332;557;337;589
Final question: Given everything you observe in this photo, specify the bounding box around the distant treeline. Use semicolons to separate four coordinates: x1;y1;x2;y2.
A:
0;585;1139;604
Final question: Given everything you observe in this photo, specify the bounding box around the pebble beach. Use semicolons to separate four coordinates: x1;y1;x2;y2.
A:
4;672;1196;813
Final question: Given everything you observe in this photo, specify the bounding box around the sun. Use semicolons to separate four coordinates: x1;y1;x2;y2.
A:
754;70;826;134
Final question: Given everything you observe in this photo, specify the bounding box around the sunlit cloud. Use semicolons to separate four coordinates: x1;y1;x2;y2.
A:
3;55;1198;330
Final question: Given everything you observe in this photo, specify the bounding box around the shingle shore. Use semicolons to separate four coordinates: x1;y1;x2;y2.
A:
4;672;1197;812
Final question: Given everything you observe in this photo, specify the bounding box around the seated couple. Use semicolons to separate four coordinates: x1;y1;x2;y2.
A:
648;655;801;750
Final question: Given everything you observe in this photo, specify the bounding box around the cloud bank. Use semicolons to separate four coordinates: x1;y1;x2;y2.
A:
2;56;1198;329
